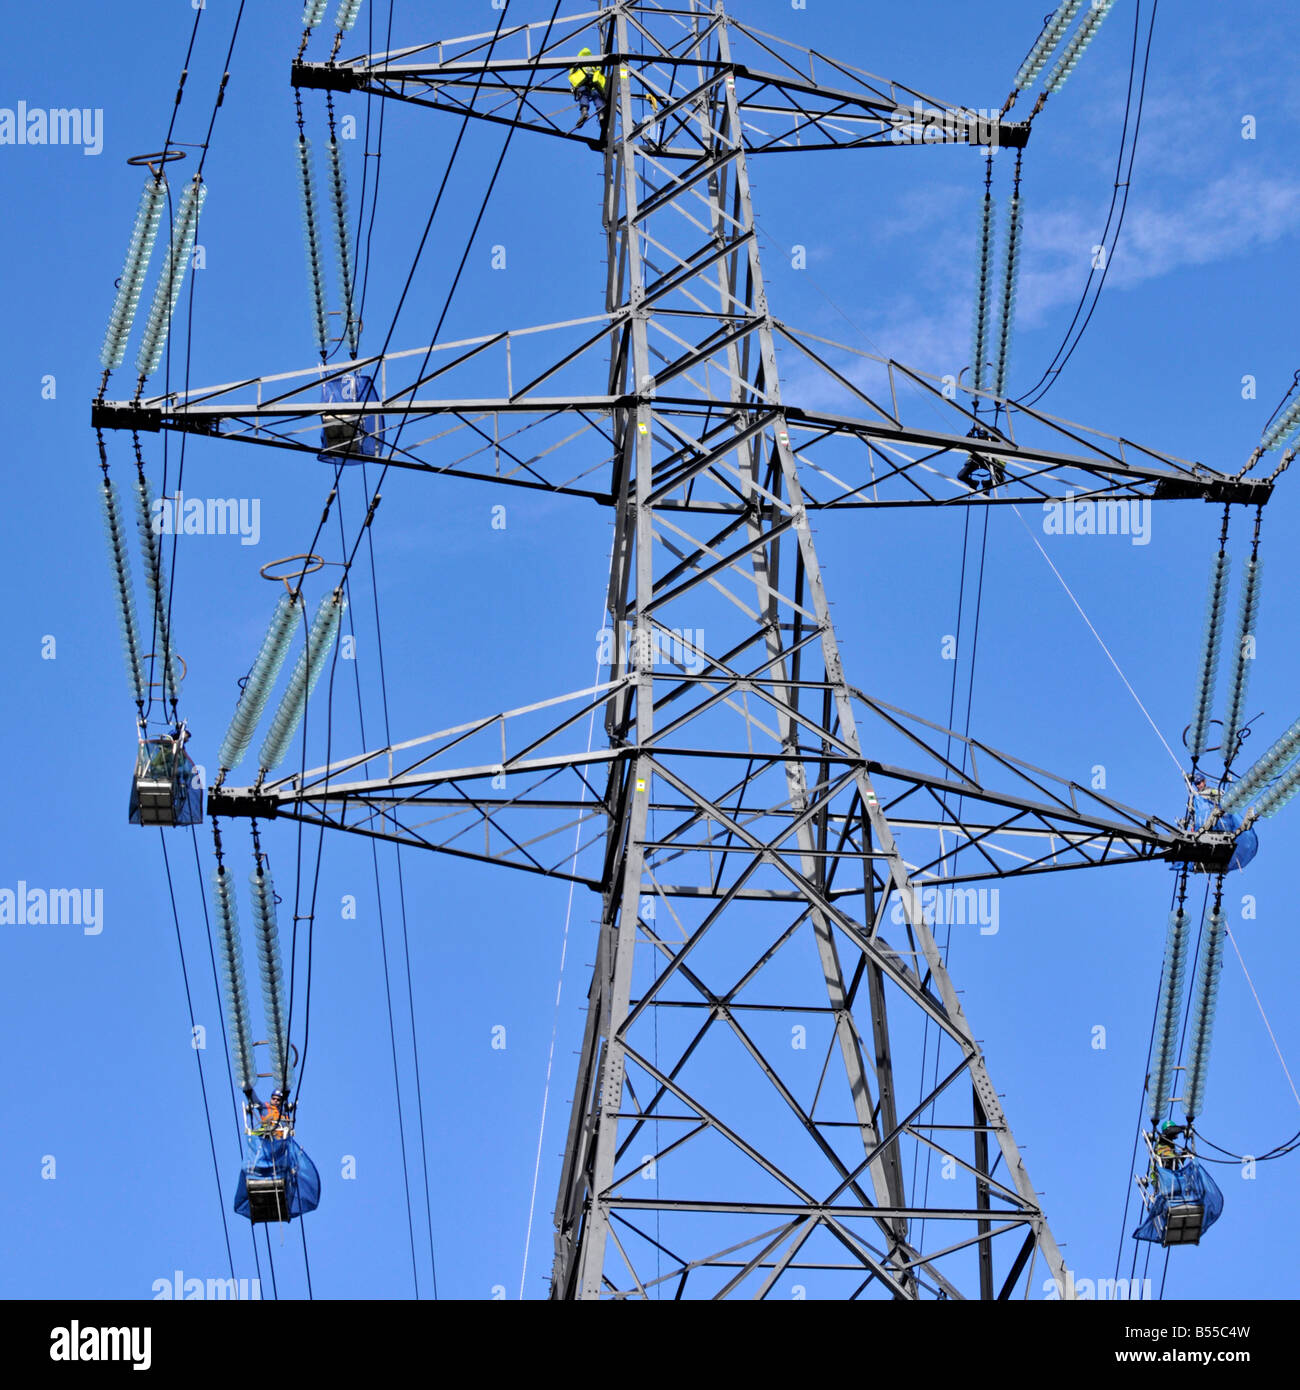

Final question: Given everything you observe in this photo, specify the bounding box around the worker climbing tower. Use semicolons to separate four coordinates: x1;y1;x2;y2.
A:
94;0;1284;1297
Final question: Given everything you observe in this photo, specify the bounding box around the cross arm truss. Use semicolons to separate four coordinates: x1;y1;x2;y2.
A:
207;676;1231;889
291;7;1028;156
91;322;1271;511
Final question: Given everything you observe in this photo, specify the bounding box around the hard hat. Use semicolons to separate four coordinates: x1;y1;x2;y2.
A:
1159;1119;1179;1135
579;47;593;56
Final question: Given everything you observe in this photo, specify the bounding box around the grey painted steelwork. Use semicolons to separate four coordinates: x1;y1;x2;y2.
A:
546;1;1065;1300
208;685;1213;886
95;340;1271;509
288;9;1029;153
107;1;1270;1298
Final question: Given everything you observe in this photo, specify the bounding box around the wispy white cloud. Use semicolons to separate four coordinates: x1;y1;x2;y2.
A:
765;12;1300;396
800;165;1300;384
1106;171;1300;284
1016;168;1300;314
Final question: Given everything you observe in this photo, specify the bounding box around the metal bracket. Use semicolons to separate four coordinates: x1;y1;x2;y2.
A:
1152;476;1273;506
208;787;280;820
292;61;361;93
91;402;163;433
1166;830;1237;872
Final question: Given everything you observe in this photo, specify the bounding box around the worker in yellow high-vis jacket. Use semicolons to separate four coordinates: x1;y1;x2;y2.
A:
569;47;608;129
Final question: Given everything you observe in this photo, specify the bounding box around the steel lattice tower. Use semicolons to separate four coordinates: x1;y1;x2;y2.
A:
96;0;1270;1298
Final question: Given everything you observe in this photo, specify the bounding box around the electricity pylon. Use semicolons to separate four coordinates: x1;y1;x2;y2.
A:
96;1;1268;1298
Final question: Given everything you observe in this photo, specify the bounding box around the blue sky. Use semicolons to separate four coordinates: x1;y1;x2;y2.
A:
3;0;1299;1301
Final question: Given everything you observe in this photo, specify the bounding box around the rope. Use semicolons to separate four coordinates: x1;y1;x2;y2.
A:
1114;869;1186;1283
910;506;975;1214
160;831;237;1281
263;1227;279;1299
1011;505;1186;777
1224;922;1300;1115
190;826;264;1283
282;0;528;593
518;544;614;1299
355;479;441;1296
916;505;991;1247
277;9;571;1135
300;1217;314;1299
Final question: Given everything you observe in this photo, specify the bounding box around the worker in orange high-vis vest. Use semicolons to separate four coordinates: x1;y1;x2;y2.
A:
254;1090;288;1138
569;48;608;129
